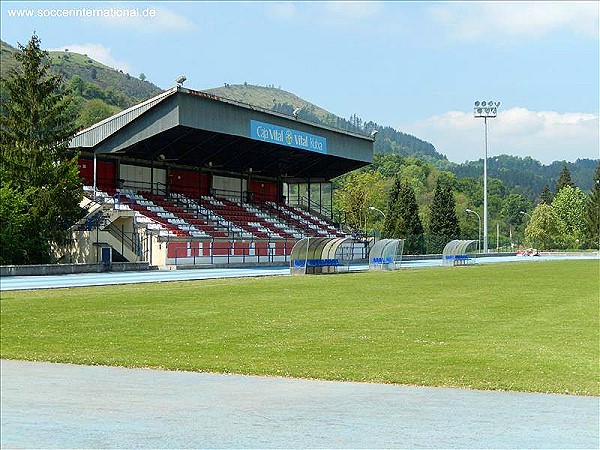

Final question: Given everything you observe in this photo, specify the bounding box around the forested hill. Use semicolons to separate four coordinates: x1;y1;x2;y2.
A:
448;155;598;197
1;40;162;111
206;84;445;163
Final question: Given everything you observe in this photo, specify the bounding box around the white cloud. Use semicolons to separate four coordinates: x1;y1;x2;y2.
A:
264;1;384;28
84;5;195;32
428;2;599;41
399;108;599;164
50;43;131;73
323;1;383;21
266;2;296;20
149;7;195;31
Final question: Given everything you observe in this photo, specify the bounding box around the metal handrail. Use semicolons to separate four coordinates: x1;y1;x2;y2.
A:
292;195;333;220
106;223;147;259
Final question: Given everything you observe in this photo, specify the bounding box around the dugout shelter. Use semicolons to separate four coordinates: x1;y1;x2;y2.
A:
368;238;405;270
442;240;478;266
289;236;366;275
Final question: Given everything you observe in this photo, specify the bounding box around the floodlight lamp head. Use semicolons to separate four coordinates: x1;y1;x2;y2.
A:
474;99;500;117
293;107;301;118
175;75;187;86
158;154;166;161
370;130;378;139
466;208;472;213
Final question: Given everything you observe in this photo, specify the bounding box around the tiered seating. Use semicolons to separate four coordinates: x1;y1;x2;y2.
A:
209;196;301;239
82;187;134;213
198;196;259;239
116;190;191;238
287;204;346;237
262;201;345;238
239;201;304;239
83;187;177;238
132;191;229;238
82;186;345;241
169;193;229;238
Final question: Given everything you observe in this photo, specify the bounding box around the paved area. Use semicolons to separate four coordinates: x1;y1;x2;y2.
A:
1;360;598;449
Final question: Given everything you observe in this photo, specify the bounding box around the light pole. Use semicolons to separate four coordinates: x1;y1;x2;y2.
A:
474;100;500;253
368;206;386;219
368;206;386;242
465;209;481;253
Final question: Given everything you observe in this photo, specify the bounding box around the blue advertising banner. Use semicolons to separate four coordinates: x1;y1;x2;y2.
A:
250;120;327;154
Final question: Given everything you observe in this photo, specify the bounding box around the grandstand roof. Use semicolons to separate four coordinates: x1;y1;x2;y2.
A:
70;86;374;181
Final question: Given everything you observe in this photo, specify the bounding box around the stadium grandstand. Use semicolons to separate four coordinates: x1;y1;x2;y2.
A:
66;86;374;267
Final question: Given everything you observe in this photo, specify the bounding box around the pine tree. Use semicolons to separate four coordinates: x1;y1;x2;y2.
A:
555;164;576;194
0;34;83;264
538;184;554;204
1;35;77;187
381;179;425;254
429;178;460;253
584;163;600;248
396;182;425;254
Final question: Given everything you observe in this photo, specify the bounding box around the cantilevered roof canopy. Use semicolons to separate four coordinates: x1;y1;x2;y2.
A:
70;86;374;182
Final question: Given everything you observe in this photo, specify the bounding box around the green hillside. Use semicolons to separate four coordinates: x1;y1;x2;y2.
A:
49;49;162;105
207;83;334;123
207;84;446;162
1;39;162;112
450;155;598;198
0;41;20;74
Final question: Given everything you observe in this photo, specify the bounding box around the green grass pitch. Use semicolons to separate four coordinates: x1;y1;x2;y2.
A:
1;260;598;395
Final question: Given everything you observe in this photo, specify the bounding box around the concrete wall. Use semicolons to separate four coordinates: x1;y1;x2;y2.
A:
0;262;151;277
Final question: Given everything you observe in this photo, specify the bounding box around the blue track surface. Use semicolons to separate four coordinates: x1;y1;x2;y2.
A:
1;254;596;291
0;266;289;291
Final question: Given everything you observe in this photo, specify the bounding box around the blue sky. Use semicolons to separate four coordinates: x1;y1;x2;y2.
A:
2;1;599;164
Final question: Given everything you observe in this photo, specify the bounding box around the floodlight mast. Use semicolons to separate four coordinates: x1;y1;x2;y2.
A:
473;100;500;253
465;209;481;254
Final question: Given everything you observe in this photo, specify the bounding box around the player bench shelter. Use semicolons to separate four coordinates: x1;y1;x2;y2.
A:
442;240;478;266
368;238;405;270
290;237;363;275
